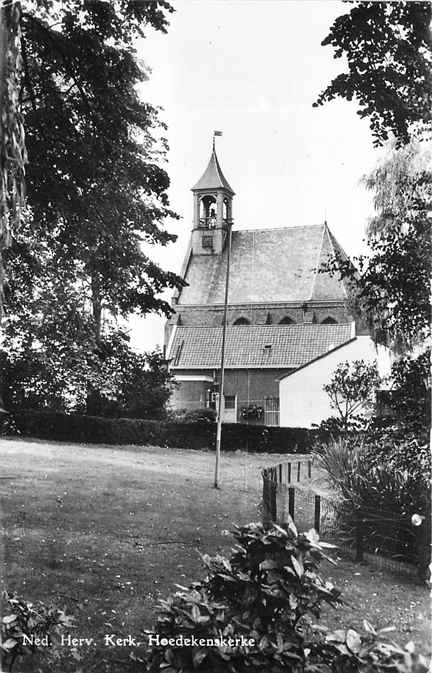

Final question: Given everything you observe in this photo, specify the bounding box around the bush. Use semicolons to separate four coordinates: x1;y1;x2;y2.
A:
0;413;20;437
1;591;73;672
314;436;431;574
363;429;430;486
388;349;430;432
221;423;314;453
313;414;392;442
4;409;316;453
314;436;362;489
144;523;428;673
6;410;216;450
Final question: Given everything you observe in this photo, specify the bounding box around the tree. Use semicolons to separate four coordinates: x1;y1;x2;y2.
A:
363;137;432;235
13;0;182;340
315;3;432;348
0;2;27;414
85;348;174;419
327;139;431;349
323;359;380;429
0;285;174;418
0;1;26;316
388;349;431;431
0;2;183;414
314;1;432;146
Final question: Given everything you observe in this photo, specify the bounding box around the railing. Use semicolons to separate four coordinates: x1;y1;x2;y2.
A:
264;396;279;427
198;217;233;229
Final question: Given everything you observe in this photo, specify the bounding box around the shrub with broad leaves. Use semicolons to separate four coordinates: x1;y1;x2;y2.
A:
319;623;429;673
144;523;428;672
1;591;73;672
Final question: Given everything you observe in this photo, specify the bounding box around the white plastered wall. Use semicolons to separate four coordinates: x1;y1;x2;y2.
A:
279;334;390;428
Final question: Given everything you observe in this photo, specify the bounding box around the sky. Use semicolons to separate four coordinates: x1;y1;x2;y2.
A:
129;0;383;353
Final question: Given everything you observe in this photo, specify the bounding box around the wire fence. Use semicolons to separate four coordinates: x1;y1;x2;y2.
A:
262;458;429;580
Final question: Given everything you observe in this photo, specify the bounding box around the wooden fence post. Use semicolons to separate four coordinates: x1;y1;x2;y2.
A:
288;486;295;520
314;495;321;533
262;476;272;528
281;485;289;523
263;475;277;527
270;480;277;521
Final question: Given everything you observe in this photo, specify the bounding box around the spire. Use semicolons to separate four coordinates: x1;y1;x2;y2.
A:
190;135;234;256
192;147;235;195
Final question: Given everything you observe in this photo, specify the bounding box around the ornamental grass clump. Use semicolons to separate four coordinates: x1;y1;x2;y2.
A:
314;436;431;574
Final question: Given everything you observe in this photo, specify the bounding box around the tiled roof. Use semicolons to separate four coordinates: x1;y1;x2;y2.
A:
178;224;349;306
169;324;353;369
311;225;349;301
192;149;235;194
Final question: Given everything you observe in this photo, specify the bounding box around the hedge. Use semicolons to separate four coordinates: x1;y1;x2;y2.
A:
4;410;316;453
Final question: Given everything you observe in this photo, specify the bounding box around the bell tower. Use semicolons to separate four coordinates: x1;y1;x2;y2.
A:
191;139;234;255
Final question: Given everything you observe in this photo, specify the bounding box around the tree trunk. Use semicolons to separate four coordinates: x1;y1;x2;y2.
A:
0;5;8;318
0;8;8;414
86;273;102;415
91;273;102;343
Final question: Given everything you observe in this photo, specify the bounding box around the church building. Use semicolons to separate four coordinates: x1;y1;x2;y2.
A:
165;144;374;427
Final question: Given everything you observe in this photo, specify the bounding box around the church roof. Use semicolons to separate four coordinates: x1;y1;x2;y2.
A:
169;323;353;370
178;224;349;306
192;149;235;194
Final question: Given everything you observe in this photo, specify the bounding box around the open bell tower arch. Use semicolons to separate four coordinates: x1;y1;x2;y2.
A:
191;143;234;255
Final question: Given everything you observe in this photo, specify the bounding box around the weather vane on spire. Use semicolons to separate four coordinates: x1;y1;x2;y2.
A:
213;130;222;149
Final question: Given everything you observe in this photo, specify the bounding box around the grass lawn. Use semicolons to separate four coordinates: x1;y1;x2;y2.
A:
0;438;429;671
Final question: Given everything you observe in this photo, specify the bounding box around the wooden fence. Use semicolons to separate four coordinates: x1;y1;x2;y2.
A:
261;458;425;580
262;457;315;528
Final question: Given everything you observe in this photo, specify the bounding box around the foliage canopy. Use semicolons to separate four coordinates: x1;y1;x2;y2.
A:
323;359;380;429
326;138;431;349
1;0;181;414
16;0;181;331
315;1;432;146
145;522;429;672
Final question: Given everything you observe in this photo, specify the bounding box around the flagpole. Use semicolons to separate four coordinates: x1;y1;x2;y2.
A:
214;219;232;488
212;130;230;489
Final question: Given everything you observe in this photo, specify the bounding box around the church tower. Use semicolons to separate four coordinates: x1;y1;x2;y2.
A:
191;143;234;255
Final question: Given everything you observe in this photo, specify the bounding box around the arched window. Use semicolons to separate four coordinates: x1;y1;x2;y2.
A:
233;317;250;325
321;317;338;325
223;198;228;220
199;195;216;228
279;316;296;325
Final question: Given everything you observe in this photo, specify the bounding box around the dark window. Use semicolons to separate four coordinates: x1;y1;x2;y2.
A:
224;395;236;409
321;317;338;324
263;344;272;361
202;235;213;249
233;317;250;325
279;316;295;325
